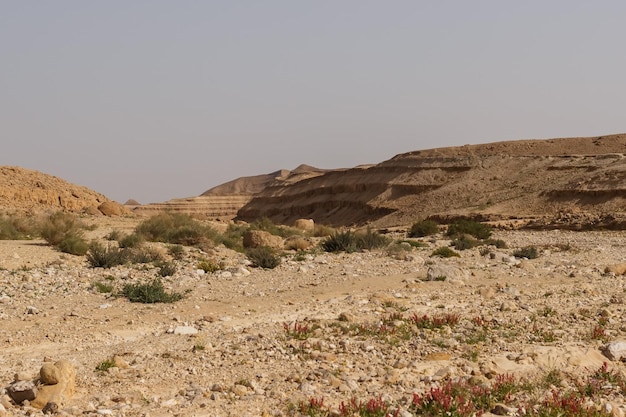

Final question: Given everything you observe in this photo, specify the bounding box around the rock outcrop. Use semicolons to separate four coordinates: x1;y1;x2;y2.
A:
0;166;119;214
237;134;626;228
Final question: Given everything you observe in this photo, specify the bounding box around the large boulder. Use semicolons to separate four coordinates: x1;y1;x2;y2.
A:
294;218;315;232
97;201;127;216
243;230;283;249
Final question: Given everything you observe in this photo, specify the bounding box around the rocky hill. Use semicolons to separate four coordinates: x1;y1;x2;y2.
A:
237;134;626;228
0;166;124;215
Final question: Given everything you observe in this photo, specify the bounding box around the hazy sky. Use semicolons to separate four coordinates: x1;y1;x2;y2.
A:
2;2;625;204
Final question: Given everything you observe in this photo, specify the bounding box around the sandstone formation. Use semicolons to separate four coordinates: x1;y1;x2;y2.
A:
242;229;283;249
237;134;626;228
0;166;119;215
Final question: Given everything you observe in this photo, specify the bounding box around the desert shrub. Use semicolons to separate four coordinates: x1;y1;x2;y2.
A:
121;278;183;303
312;224;335;237
196;258;221;273
452;235;479;251
86;242;128;268
57;231;89;255
387;241;412;258
322;231;360;253
0;213;37;240
39;212;86;246
408;219;439;237
168;244;185;260
358;227;391;250
197;259;220;273
93;281;114;293
135;213;219;246
513;245;539;259
246;246;281;269
431;246;460;258
485;238;507;248
105;230;123;241
157;261;177;277
130;246;165;264
118;233;144;249
446;219;492;240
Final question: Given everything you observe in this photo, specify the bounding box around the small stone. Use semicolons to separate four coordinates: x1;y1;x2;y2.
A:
40;363;61;385
14;372;32;382
112;356;130;369
602;341;626;361
7;380;38;404
27;306;39;315
173;326;198;335
492;404;515;415
42;402;59;414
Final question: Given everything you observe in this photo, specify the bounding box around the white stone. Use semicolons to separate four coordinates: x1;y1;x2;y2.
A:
173;326;198;335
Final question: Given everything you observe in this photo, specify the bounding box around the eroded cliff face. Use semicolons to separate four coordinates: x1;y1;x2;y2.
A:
237;134;626;227
0;166;111;213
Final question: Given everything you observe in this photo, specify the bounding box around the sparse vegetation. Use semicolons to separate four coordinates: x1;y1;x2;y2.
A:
514;245;539;259
321;228;390;253
86;242;128;268
134;212;219;247
431;246;460;258
157;261;177;277
446;219;492;240
95;358;116;372
246;246;281;269
196;258;221;273
121;278;183;303
408;219;439;237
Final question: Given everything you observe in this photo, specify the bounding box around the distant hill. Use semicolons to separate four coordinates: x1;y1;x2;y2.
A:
0;166;125;215
236;134;626;229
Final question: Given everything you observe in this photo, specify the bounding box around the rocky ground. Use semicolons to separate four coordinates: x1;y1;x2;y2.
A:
2;217;626;416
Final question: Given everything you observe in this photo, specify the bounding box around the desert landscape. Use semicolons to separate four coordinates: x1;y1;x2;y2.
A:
3;135;626;417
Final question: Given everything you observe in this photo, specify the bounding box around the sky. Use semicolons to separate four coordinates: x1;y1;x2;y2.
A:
2;1;625;204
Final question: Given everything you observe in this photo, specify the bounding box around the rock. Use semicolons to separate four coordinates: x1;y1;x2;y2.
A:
293;219;315;232
242;230;283;249
40;363;61;385
97;201;127;216
7;380;38;404
424;352;451;361
174;326;199;335
602;341;626;361
14;372;32;382
606;264;626;275
426;264;469;283
42;401;59;414
31;360;75;409
112;356;130;369
492;403;516;415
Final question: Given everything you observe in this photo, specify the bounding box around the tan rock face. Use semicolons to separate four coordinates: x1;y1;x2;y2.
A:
97;201;129;216
242;230;283;249
31;360;76;409
0;166;112;213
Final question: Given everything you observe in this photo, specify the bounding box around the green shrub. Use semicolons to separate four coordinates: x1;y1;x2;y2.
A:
94;281;114;293
57;232;89;255
86;242;128;268
168;244;185;259
246;246;281;269
197;259;221;273
446;219;492;240
95;358;116;372
128;246;164;264
0;213;36;240
513;245;539;259
312;224;335;237
485;238;507;249
118;233;144;249
452;235;479;251
431;246;460;258
157;261;177;277
322;231;360;253
121;278;183;303
39;212;87;247
105;230;123;241
250;217;299;238
408;219;439;237
135;213;219;246
359;228;391;250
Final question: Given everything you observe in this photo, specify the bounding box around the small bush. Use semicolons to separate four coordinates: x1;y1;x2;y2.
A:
39;212;85;246
452;235;479;250
246;246;281;269
158;261;177;277
129;246;164;264
118;233;144;249
408;219;439;237
322;231;360;253
312;224;335;237
57;232;89;255
197;258;221;273
86;242;128;268
513;245;539;259
430;246;460;258
485;238;507;248
168;244;185;260
250;217;299;238
358;227;390;250
94;281;114;293
105;230;123;241
446;219;492;240
121;278;183;303
135;213;219;246
0;213;36;240
95;358;116;372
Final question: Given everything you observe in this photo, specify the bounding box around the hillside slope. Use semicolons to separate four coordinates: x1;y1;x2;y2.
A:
237;134;626;228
